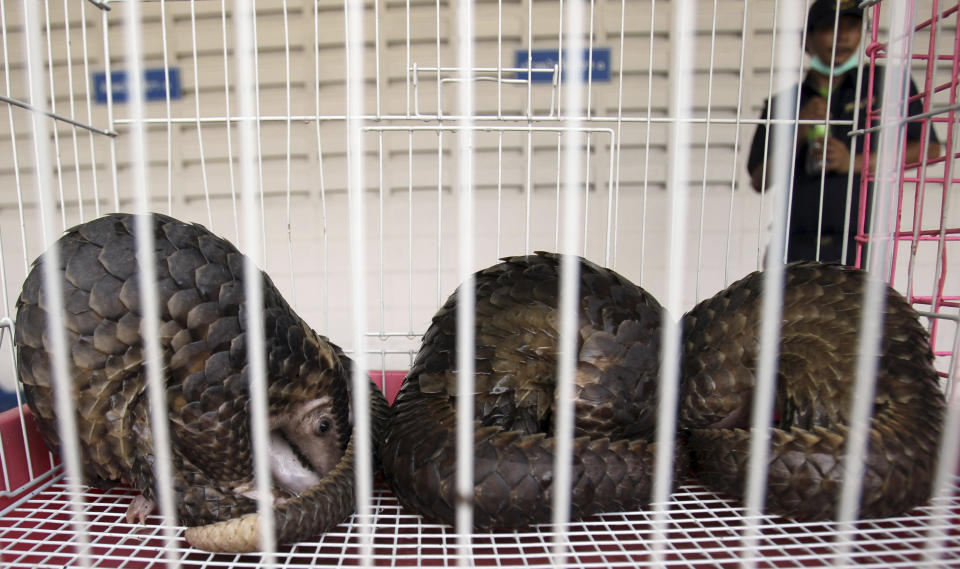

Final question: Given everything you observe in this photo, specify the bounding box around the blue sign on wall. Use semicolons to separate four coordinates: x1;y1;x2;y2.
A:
93;68;182;104
514;48;611;83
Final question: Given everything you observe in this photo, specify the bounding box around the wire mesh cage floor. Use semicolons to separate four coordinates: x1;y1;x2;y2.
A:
4;478;960;568
4;456;960;567
2;379;960;569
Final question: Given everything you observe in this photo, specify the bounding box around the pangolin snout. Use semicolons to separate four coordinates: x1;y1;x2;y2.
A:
269;396;343;494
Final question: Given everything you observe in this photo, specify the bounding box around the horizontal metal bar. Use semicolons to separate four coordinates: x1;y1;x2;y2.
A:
440;77;531;85
0;94;117;137
918;311;960;324
365;331;423;339
364;125;615;135
848;102;960;137
0;317;12;329
113;114;849;127
413;66;556;74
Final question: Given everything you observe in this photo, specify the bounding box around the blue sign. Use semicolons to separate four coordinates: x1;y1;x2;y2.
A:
514;48;611;83
93;68;182;104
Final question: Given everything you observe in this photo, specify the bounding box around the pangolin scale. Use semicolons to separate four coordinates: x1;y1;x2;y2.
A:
382;252;685;528
15;212;389;552
679;261;944;520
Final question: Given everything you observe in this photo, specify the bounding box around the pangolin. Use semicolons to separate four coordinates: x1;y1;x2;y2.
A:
381;252;684;528
14;212;389;552
679;261;944;520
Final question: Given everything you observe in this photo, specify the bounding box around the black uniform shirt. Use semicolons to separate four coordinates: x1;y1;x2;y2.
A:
747;67;936;263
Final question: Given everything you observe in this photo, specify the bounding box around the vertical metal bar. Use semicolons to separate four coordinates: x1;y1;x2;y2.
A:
221;0;240;242
406;0;411;118
345;0;374;565
375;0;382;120
611;0;626;268
781;7;814;266
639;0;657;283
437;131;444;307
724;0;750;286
556;0;564;117
754;0;798;266
379;133;385;339
603;131;615;266
553;0;585;564
740;5;803;568
282;0;297;307
497;0;503;119
1;0;29;273
837;12;869;269
525;129;532;253
61;0;85;222
408;131;414;335
695;0;720;301
22;0;90;563
526;0;532;121
496;131;503;258
78;0;102;218
41;0;66;229
582;133;591;256
250;11;268;269
812;1;850;263
651;0;696;565
436;0;442;118
101;7;119;212
312;0;330;329
555;133;562;251
234;0;275;560
42;0;66;229
454;2;475;563
582;1;596;259
835;5;915;564
123;1;181;564
158;0;174;215
189;0;214;228
581;0;594;257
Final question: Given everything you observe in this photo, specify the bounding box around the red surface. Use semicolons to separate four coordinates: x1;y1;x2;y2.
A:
0;404;58;512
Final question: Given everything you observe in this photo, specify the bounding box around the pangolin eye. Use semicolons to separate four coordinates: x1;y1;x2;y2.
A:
316;419;331;435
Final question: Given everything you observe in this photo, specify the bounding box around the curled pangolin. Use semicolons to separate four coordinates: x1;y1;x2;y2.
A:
14;212;389;552
679;261;944;520
381;252;684;528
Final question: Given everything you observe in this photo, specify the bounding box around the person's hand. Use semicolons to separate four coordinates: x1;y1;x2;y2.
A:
823;136;852;173
798;96;829;141
799;96;829;121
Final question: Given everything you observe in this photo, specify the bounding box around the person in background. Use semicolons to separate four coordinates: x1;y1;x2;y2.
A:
747;0;941;265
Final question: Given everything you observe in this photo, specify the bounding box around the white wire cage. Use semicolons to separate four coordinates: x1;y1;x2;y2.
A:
0;0;957;567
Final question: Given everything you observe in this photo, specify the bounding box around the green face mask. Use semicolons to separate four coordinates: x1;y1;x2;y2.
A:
809;49;860;76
